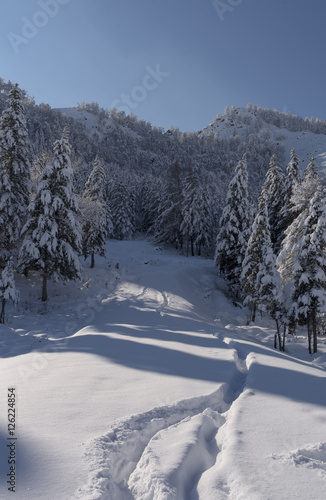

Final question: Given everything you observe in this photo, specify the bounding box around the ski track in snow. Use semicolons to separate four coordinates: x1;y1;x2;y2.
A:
75;337;251;500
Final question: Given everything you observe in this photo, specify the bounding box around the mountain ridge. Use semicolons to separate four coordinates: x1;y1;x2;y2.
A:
202;104;326;171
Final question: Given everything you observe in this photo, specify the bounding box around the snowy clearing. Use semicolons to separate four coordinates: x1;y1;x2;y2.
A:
1;239;326;500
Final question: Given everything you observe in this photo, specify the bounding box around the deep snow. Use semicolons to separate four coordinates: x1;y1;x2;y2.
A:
0;239;326;499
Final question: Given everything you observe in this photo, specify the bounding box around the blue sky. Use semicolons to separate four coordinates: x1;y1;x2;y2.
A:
1;0;325;131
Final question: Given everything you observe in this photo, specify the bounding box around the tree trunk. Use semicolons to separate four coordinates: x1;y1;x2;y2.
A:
0;298;5;324
42;273;48;302
275;319;282;351
288;318;296;336
282;324;286;352
191;237;194;257
307;313;312;355
312;309;318;354
91;252;95;269
252;302;257;323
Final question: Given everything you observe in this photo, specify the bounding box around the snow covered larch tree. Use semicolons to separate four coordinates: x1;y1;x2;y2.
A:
291;186;326;354
19;128;82;301
214;154;251;295
0;83;31;262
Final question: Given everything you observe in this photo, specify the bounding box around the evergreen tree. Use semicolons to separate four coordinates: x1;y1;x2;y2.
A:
214;154;250;294
256;221;285;349
110;180;134;240
19;128;82;301
80;198;107;268
291;186;326;354
241;193;269;322
261;155;286;254
279;149;301;240
305;155;318;180
80;157;108;268
278;157;320;287
106;202;114;238
154;161;183;249
0;83;31;261
139;177;161;233
31;149;52;189
180;168;200;257
0;259;19;324
83;155;106;202
194;184;212;256
287;148;301;186
180;174;212;257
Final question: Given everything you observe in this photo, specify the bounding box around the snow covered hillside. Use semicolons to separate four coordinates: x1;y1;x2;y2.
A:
61;103;326;173
1;239;326;499
202;105;326;171
58;107;141;142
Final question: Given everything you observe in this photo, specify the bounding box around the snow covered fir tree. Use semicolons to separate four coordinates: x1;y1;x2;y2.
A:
0;83;30;264
291;186;326;354
19;128;82;301
214;154;251;296
241;193;269;323
80;156;108;268
0;258;19;324
0;78;325;352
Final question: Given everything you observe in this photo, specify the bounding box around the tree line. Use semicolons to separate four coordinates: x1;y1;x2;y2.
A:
214;150;325;353
0;85;110;318
0;84;218;319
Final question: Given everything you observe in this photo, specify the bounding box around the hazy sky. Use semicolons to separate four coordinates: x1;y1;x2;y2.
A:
1;0;325;131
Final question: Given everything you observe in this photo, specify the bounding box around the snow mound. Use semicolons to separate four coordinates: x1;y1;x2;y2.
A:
313;352;326;369
128;408;224;500
75;387;228;500
0;324;48;357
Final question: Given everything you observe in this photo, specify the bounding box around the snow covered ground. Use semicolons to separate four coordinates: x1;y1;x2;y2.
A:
1;239;326;499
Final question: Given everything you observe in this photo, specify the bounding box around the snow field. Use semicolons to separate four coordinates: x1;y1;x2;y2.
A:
0;239;326;499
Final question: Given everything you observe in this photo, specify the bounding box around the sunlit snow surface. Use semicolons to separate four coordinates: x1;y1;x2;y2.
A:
0;239;325;500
